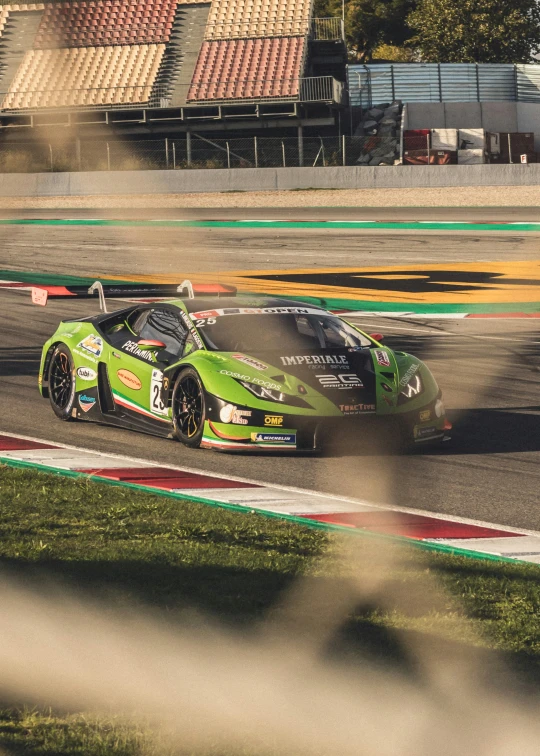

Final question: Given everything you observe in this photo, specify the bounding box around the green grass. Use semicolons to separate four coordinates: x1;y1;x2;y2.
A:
1;465;540;754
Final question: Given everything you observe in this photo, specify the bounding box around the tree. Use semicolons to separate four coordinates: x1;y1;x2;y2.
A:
408;0;540;62
314;0;417;62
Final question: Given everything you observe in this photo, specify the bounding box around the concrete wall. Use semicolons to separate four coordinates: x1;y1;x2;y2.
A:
3;164;540;196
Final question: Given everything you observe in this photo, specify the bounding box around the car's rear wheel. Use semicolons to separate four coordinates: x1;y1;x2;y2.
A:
172;367;205;448
49;345;76;421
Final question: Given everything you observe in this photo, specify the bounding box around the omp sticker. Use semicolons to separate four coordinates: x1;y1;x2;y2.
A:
78;334;103;357
78;394;96;412
77;366;97;381
150;369;168;416
374;349;391;368
117;369;142;391
419;409;432;422
264;415;284;426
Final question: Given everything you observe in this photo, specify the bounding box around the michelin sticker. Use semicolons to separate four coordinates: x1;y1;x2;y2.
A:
77;334;103;358
251;433;296;444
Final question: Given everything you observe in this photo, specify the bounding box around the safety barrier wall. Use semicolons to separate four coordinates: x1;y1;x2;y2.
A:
4;163;540;196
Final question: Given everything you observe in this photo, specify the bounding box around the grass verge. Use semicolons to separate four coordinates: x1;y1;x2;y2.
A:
1;465;540;754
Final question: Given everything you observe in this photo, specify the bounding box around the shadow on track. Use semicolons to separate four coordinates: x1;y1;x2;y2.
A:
0;347;41;378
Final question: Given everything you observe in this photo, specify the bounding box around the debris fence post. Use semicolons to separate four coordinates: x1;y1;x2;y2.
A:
172;142;176;169
282;140;286;167
186;132;192;166
106;142;111;171
342;134;346;166
165;138;169;169
49;144;53;171
226;141;231;169
254;136;258;168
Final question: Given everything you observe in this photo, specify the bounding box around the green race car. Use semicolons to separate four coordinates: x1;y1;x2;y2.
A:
38;294;450;452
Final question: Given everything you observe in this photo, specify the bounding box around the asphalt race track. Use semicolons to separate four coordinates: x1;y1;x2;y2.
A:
1;207;540;532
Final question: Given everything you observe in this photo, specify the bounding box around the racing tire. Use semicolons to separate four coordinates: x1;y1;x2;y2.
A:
48;344;76;421
171;367;206;448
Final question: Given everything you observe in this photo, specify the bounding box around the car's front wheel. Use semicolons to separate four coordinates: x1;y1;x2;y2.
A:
171;367;206;448
48;345;76;421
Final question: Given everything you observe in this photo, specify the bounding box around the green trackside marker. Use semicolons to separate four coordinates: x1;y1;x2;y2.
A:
3;218;540;231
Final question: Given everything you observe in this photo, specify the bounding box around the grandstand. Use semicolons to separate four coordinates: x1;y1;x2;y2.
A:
0;0;346;137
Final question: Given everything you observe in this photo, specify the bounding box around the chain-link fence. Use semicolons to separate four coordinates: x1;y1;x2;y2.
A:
0;135;402;173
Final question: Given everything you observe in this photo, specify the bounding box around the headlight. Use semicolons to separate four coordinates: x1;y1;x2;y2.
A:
240;381;287;403
398;373;424;404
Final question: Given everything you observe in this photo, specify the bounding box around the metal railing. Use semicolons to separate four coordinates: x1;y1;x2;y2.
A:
348;63;540;108
310;17;344;41
186;76;343;105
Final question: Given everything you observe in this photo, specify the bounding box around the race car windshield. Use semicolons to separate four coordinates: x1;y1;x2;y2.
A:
195;312;372;352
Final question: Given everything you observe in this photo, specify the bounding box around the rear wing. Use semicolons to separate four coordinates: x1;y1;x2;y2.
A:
31;279;236;312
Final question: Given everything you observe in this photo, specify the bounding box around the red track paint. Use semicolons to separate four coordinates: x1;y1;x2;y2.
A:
0;437;58;451
77;466;258;489
300;511;520;539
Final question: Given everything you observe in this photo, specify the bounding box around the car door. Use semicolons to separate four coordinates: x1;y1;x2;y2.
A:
111;306;188;429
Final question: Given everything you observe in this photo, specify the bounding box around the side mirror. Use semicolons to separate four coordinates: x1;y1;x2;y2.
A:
370;333;384;343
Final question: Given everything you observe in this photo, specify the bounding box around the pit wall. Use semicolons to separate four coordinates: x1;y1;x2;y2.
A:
404;102;540;151
4;164;540;196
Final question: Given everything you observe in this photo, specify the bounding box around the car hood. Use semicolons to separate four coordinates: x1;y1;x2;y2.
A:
222;347;399;409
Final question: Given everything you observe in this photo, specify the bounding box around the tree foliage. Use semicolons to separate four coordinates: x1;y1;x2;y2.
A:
314;0;417;61
407;0;540;63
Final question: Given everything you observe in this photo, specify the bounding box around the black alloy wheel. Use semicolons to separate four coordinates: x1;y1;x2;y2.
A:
48;345;76;421
172;367;205;448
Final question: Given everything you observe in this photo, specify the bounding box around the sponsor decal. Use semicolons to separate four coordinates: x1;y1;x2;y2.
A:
220;403;252;425
78;334;103;358
180;310;204;348
190;310;220;320
414;425;438;440
264;414;284;426
150;369;168;415
219;370;281;391
340;403;376;415
122;340;155;362
163;375;170;391
117;369;142;391
78;394;96;412
233;353;268;372
38;373;43;385
374;349;391;368
419;409;431;422
77;366;97;381
399;363;419;387
191;306;319;319
315;373;363;390
280;354;348;368
251;433;296;444
74;348;98;364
